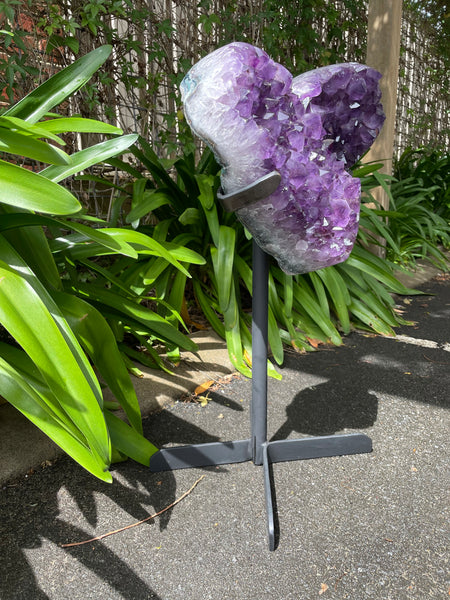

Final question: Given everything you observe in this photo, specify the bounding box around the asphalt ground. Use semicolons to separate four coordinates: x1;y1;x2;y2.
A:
1;273;449;600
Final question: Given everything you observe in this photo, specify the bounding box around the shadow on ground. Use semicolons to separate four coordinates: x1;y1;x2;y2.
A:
1;276;448;598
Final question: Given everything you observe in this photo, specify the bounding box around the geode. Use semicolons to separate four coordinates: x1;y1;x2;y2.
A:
181;42;385;274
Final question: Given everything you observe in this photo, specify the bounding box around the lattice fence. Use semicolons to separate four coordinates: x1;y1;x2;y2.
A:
67;0;369;153
2;1;449;160
396;8;450;155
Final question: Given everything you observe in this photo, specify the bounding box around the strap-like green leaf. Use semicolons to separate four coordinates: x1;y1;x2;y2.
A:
0;342;86;439
308;271;330;319
96;228;191;276
196;173;220;247
159;241;206;265
316;267;351;334
348;246;419;294
293;277;342;345
40;134;139;183
193;280;225;338
0;260;111;464
349;298;395;336
0;116;64;144
37;117;123;135
0;128;70;164
4;46;112;123
225;319;252;377
283;272;293;318
0;213;138;258
0;159;81;214
352;162;384;178
0;205;62;290
105;410;158;466
52;291;143;434
212;225;236;313
0;356;112;481
268;305;284;365
126;189;172;223
68;282;198;352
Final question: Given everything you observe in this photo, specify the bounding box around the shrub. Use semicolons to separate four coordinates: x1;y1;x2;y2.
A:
0;46;204;481
102;141;418;377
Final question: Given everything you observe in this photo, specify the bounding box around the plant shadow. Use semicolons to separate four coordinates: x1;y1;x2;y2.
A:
271;381;378;441
0;406;225;599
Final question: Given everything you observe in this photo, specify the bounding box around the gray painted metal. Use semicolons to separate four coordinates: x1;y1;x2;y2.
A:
251;242;269;465
148;176;373;550
217;171;281;212
148;439;251;471
268;433;372;463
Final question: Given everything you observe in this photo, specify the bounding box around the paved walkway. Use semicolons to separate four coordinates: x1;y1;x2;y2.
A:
0;271;449;599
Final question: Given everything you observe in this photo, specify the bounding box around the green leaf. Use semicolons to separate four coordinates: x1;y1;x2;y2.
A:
349;298;395;336
0;233;103;396
0;205;62;290
212;225;236;312
68;283;198;352
0;213;139;259
283;272;293;318
193;280;225;338
40;134;139;183
105;411;158;466
0;342;87;438
0;355;112;481
175;157;202;199
37;117;123;135
308;272;330;319
225;319;252;377
292;277;342;345
52;291;143;434
66;224;138;258
221;278;239;330
159;241;206;265
348;246;419;294
268;305;284;365
0;128;70;164
126;189;172;223
196;173;220;246
130;138;186;211
167;269;187;322
353;163;384;177
179;207;201;226
0;259;111;464
96;228;191;276
4;45;112;123
0;160;81;214
316;267;351;334
107;156;142;179
0;116;64;144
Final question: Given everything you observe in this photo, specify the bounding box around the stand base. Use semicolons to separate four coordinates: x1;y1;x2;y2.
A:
149;433;372;550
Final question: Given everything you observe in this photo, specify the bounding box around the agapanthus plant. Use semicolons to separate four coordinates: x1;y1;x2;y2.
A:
181;42;385;274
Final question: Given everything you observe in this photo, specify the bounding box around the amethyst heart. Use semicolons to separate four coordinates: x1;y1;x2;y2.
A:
181;42;385;274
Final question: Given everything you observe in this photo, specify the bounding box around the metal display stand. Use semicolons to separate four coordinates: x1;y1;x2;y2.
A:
149;172;372;550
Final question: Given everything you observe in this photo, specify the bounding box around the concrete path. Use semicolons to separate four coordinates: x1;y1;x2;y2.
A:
0;269;448;599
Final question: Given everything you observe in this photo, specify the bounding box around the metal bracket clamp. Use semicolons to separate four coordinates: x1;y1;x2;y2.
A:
217;171;281;212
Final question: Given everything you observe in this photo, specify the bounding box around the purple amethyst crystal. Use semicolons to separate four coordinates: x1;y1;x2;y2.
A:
181;42;385;274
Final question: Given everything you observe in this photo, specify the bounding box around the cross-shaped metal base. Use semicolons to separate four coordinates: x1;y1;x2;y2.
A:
149;174;372;550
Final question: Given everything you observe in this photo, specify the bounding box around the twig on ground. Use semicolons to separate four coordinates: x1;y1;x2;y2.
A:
423;353;450;364
60;474;205;548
